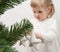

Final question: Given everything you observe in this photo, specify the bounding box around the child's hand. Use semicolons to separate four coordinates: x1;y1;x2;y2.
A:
35;32;43;39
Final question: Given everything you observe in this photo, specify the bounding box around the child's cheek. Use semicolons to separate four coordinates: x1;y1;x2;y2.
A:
41;13;47;19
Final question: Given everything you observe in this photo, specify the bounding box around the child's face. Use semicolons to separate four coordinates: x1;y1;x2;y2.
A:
32;7;49;21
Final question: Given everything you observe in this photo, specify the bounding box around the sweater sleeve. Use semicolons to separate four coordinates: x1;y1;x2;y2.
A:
41;19;58;43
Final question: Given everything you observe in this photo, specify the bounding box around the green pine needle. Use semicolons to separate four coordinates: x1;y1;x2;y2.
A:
0;18;33;52
7;18;33;46
0;0;25;15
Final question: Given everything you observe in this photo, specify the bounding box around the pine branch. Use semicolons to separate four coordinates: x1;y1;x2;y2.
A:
0;18;33;46
0;0;25;15
0;18;33;52
7;18;33;46
0;22;17;52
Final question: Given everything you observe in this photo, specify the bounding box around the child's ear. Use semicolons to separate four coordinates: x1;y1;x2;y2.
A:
48;7;52;13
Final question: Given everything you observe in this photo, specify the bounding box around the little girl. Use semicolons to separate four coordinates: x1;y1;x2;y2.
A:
20;0;60;52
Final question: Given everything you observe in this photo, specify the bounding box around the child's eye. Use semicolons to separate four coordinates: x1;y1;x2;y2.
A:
38;11;42;13
33;11;36;13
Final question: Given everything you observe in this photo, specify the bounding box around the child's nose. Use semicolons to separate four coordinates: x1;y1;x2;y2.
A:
35;13;39;17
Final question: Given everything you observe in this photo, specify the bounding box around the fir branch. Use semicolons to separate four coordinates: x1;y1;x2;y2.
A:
0;0;26;15
0;18;33;46
0;18;33;52
7;19;33;46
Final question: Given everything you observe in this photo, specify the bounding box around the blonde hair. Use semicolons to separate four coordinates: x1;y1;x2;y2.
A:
30;0;55;17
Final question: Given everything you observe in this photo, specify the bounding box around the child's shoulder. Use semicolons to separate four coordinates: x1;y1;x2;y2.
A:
46;17;57;26
46;17;56;22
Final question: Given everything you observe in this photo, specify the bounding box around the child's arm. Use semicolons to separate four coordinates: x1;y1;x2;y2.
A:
35;19;57;43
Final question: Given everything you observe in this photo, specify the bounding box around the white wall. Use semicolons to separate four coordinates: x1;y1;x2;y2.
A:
53;0;60;44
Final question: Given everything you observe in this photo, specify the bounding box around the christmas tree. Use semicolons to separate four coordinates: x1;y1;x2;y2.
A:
0;0;33;52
